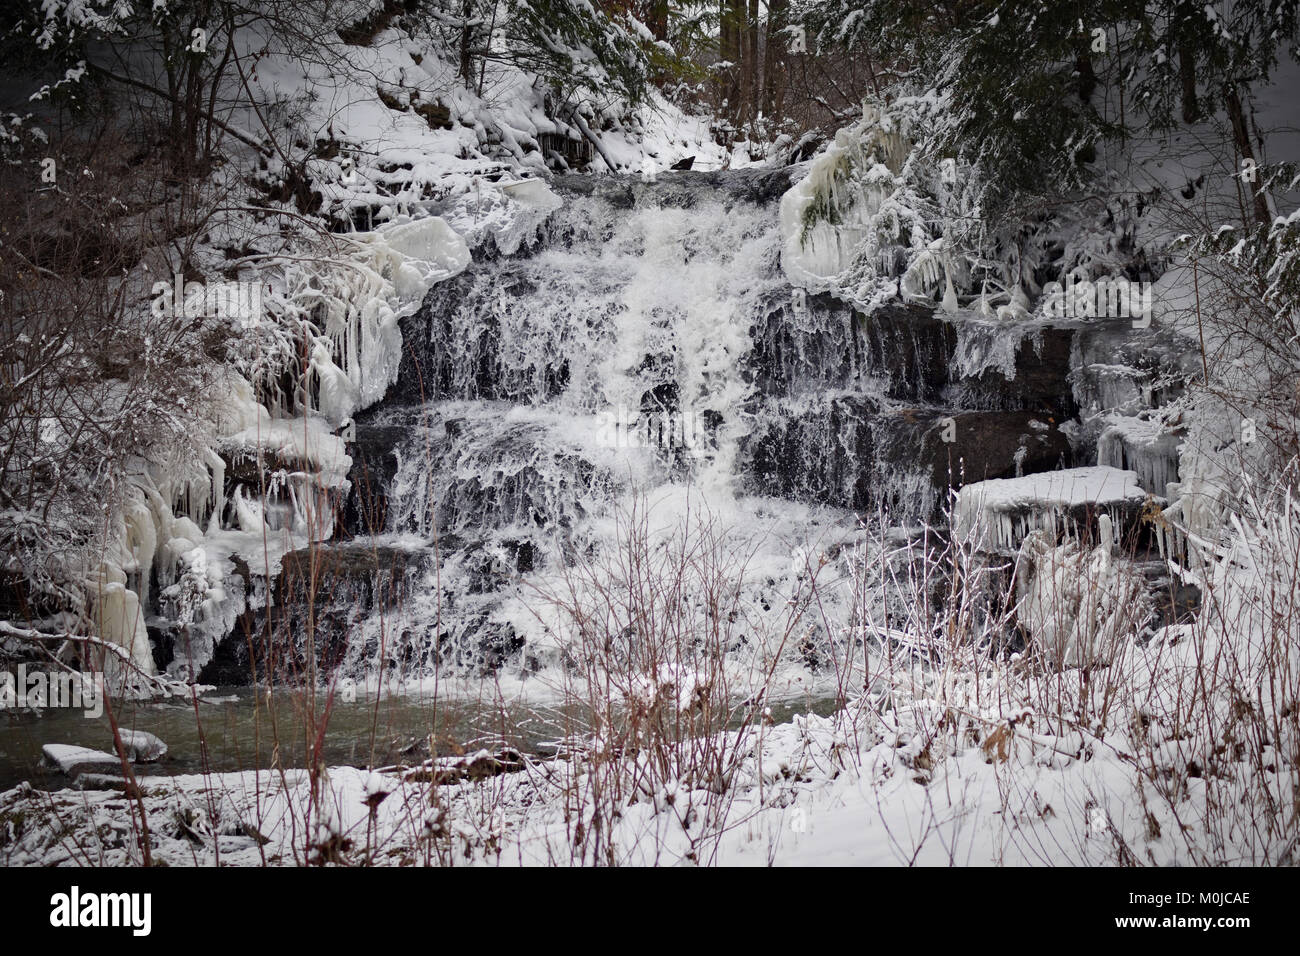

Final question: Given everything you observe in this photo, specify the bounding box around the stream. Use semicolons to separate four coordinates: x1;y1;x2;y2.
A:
0;686;842;792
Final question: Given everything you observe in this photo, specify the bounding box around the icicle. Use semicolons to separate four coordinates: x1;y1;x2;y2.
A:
1097;512;1114;554
205;448;226;534
940;248;959;313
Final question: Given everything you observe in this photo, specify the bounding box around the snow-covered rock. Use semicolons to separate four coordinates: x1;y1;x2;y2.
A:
118;730;167;763
1097;415;1181;494
956;466;1151;553
41;744;121;777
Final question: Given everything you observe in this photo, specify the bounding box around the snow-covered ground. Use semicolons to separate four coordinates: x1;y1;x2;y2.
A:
1;630;1285;867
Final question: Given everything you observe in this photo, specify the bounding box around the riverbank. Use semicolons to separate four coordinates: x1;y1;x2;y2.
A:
3;572;1292;868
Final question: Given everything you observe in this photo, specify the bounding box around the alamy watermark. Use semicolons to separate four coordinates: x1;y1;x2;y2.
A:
0;666;103;718
595;404;711;454
150;273;264;321
1040;274;1153;327
50;886;151;936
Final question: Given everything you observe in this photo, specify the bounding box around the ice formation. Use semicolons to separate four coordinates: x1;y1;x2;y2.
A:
92;563;156;684
779;108;909;291
302;215;472;424
1016;528;1150;668
72;202;480;682
1097;415;1181;494
949;318;1040;381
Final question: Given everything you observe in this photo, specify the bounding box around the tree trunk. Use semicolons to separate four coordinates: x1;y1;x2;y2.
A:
647;1;668;41
1075;52;1096;104
720;0;743;126
761;0;788;119
1225;85;1271;227
459;0;476;87
746;0;759;124
1179;42;1199;122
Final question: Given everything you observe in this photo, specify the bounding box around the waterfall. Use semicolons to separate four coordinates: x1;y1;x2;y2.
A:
264;170;1088;687
167;169;1199;689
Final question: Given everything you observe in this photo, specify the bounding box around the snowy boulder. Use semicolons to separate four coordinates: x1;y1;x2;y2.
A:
118;730;167;762
41;744;122;778
956;466;1153;554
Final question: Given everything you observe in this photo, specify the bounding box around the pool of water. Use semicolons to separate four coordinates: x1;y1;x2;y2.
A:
0;686;842;792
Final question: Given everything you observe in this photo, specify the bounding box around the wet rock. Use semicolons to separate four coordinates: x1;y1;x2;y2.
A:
342;418;410;534
743;395;886;512
898;408;1074;490
743;400;1073;520
72;773;131;792
954;324;1078;420
1140;563;1202;629
197;543;423;685
749;298;953;402
404;748;527;786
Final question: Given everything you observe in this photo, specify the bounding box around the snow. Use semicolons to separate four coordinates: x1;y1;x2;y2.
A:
4;484;1297;868
5;618;1286;867
959;466;1147;514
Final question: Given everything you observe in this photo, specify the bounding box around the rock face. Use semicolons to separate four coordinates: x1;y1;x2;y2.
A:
197;543;421;685
742;289;1078;519
746;401;1071;518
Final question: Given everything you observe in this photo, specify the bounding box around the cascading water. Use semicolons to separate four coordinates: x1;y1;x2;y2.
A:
191;169;1182;690
337;169;874;685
